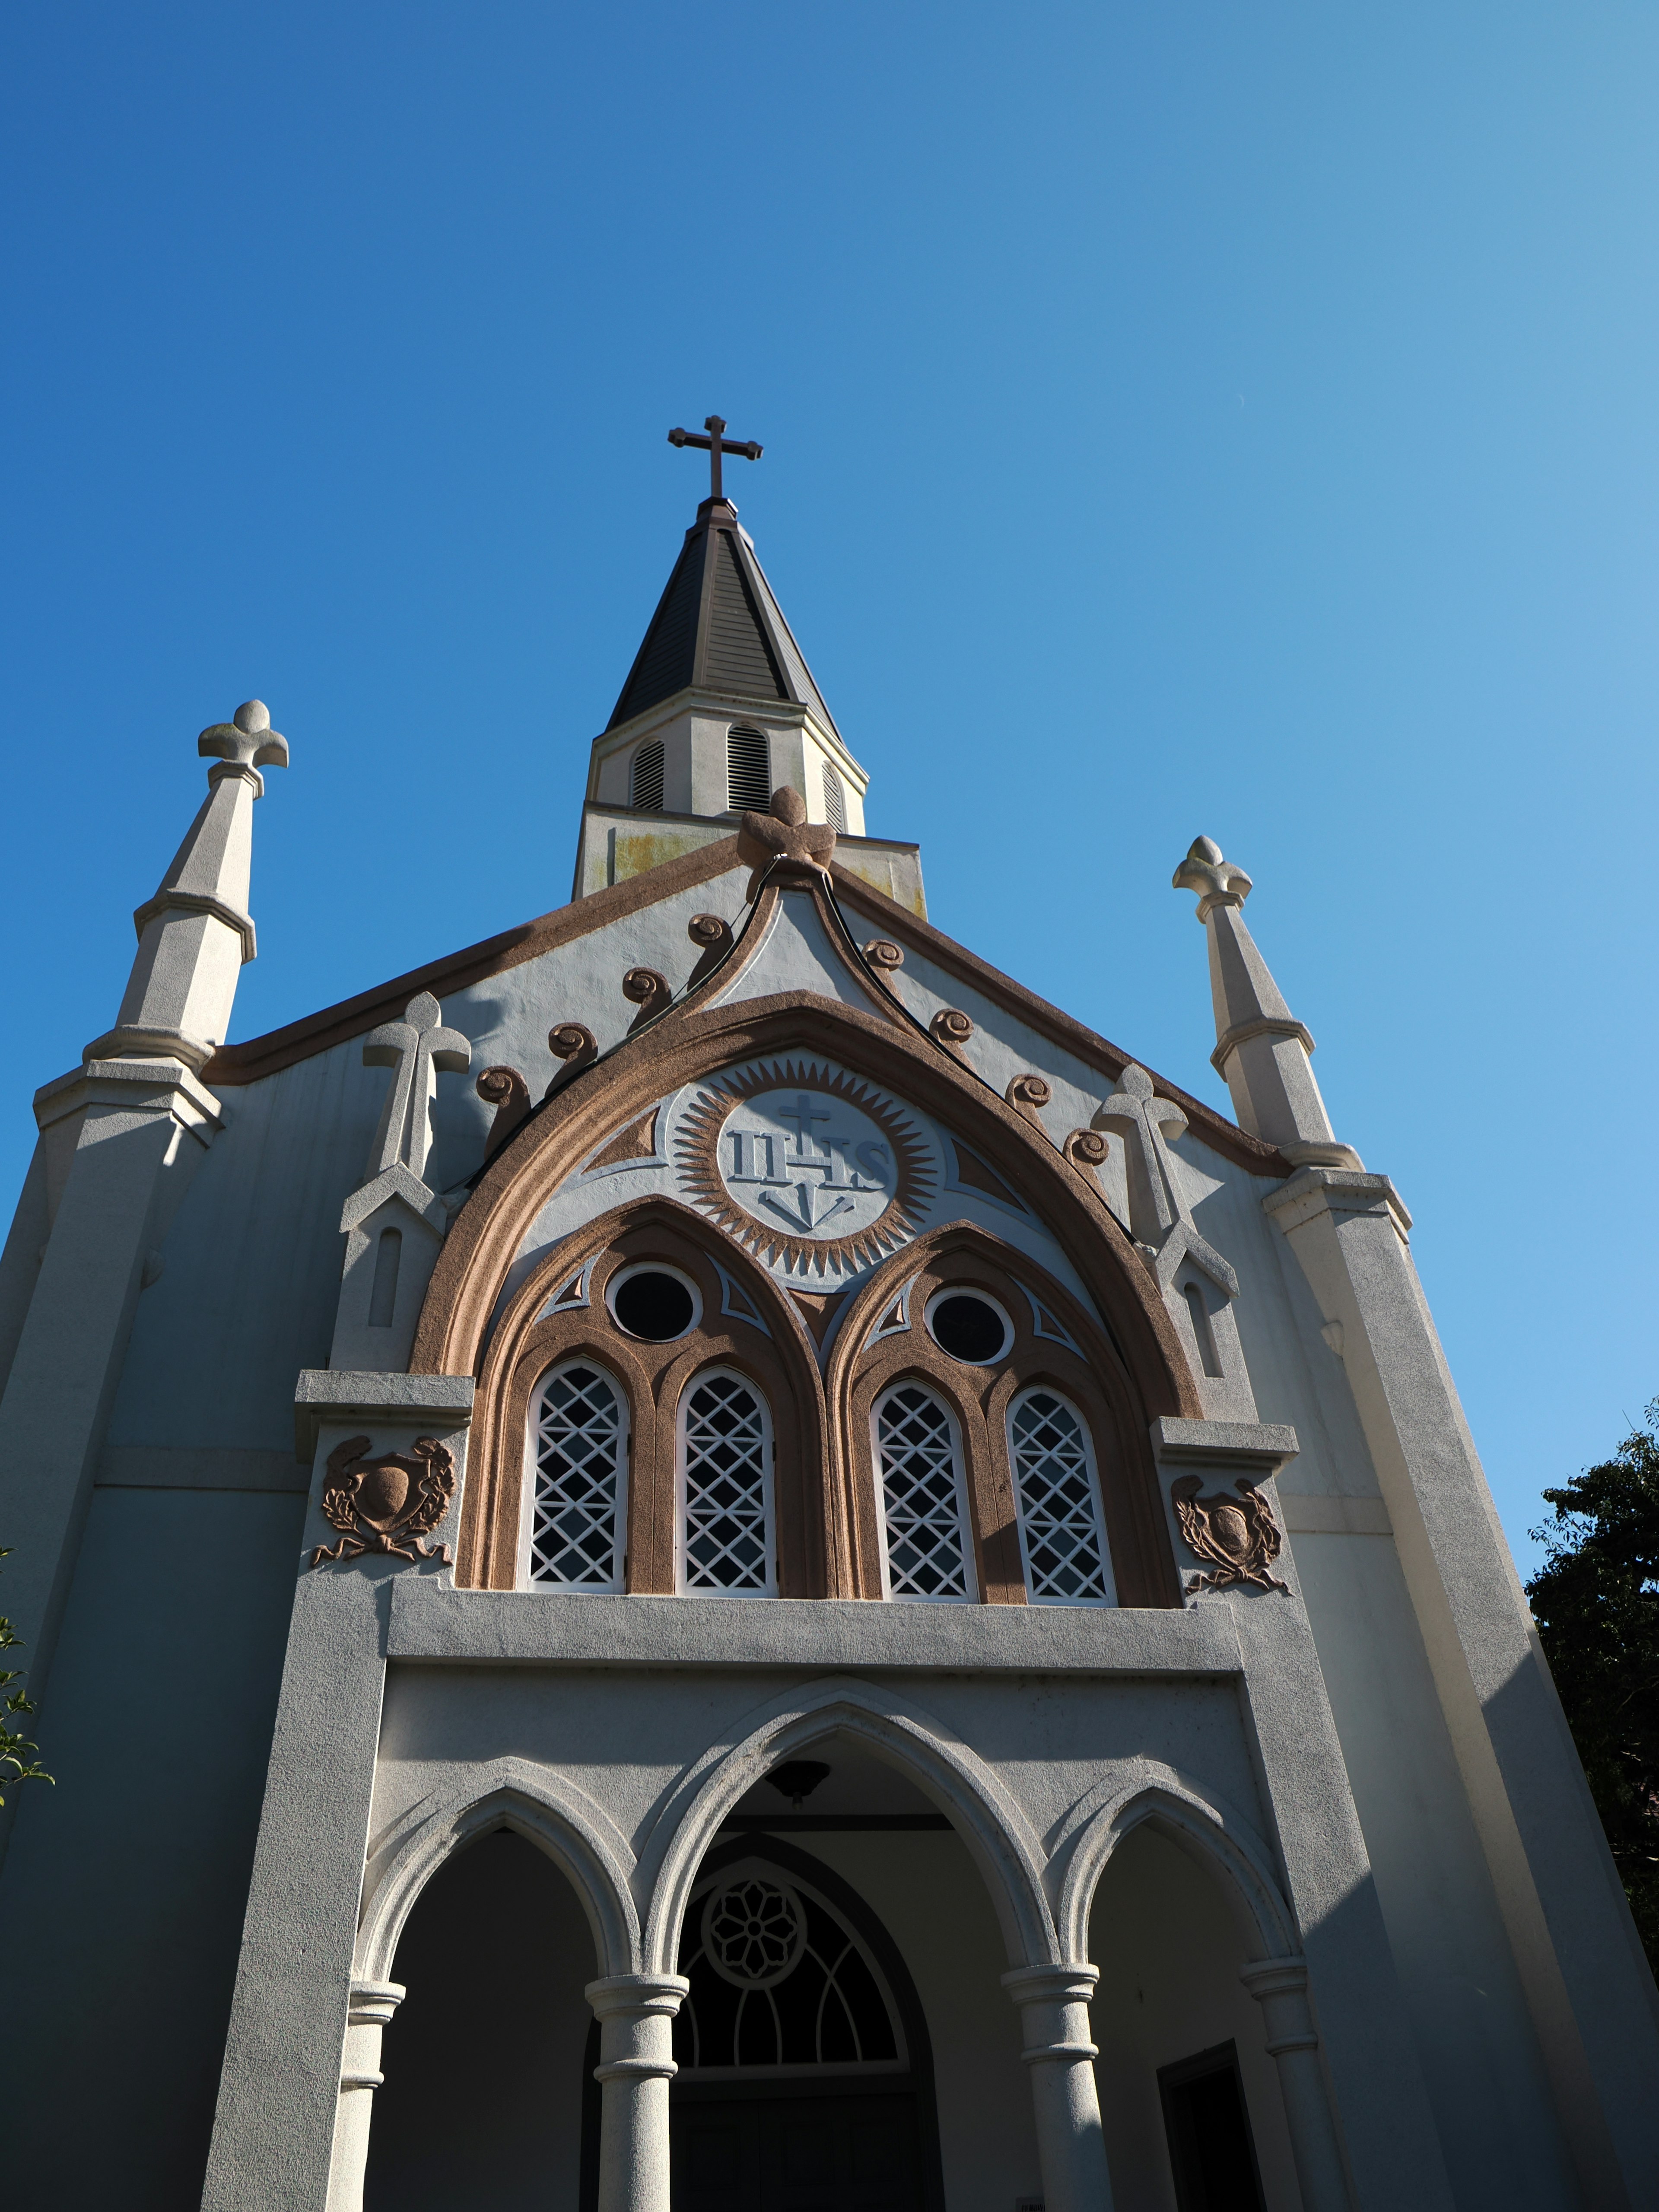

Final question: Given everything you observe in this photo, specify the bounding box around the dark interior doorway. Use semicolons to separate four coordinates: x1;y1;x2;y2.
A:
1157;2042;1267;2212
582;1836;945;2212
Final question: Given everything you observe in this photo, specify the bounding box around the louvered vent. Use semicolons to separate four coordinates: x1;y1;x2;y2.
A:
630;739;665;812
822;765;847;833
726;724;771;814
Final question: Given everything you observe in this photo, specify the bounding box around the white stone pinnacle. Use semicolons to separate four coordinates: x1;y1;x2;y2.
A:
1172;835;1362;1170
83;697;289;1073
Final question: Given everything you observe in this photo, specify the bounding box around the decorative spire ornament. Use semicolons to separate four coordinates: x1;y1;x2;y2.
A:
1172;836;1362;1170
84;700;288;1072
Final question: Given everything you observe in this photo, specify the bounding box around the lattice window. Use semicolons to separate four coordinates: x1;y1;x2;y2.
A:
630;739;664;812
680;1369;774;1594
1007;1387;1116;1604
726;723;771;813
822;763;847;832
673;1873;901;2072
873;1383;974;1600
527;1362;627;1590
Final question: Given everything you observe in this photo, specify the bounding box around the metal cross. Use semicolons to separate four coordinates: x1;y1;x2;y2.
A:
667;414;763;502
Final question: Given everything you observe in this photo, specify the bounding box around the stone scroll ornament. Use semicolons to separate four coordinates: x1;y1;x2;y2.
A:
1170;1476;1289;1595
310;1435;456;1568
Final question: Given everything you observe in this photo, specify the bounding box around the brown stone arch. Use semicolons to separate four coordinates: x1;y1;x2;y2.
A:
829;1222;1181;1609
457;1197;826;1595
413;974;1200;1440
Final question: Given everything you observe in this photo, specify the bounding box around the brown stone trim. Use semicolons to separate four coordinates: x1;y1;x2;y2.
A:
825;1224;1182;1610
586;1106;661;1174
412;985;1202;1466
830;869;1289;1179
457;1199;828;1597
201;836;746;1086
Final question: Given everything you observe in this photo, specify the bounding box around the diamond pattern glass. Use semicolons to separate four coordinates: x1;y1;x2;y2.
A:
682;1371;772;1592
1008;1388;1114;1603
529;1363;625;1589
874;1383;972;1599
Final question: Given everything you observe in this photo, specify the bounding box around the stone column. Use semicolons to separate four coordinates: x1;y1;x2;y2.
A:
1239;1958;1350;2212
1001;1963;1115;2212
585;1972;690;2212
324;1980;405;2212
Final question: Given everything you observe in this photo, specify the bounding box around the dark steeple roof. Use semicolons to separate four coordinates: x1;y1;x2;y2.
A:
608;497;839;738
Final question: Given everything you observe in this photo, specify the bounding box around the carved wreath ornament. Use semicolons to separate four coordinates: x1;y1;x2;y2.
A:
310;1435;456;1569
1170;1476;1289;1595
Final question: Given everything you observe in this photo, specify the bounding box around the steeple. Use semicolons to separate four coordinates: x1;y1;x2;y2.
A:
1173;835;1363;1170
581;422;869;852
607;494;840;741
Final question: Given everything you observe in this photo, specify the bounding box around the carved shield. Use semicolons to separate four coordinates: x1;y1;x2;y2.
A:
353;1459;412;1530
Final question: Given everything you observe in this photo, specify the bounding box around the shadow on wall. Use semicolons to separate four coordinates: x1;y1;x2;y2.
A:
1090;1825;1298;2211
368;1830;597;2212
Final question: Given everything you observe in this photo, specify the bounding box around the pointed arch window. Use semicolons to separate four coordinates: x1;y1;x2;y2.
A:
674;1867;903;2074
1007;1387;1115;1604
630;739;664;812
726;724;771;814
525;1361;628;1591
872;1382;976;1600
679;1367;775;1595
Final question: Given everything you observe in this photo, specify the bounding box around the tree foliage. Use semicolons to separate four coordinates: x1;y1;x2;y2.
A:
1527;1409;1659;1971
0;1547;52;1808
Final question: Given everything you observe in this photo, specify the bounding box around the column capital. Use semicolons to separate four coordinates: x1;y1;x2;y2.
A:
346;1979;406;2029
1000;1961;1099;2007
1239;1955;1321;2056
584;1973;689;2021
1001;1962;1100;2066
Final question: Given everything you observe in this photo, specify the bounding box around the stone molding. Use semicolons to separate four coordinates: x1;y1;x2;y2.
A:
292;1370;474;1463
385;1581;1242;1673
1264;1165;1413;1240
32;1056;224;1140
1149;1417;1300;1472
130;885;257;963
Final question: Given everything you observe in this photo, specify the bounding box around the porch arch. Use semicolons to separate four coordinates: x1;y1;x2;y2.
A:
356;1754;641;1984
1052;1758;1298;1964
639;1674;1060;1976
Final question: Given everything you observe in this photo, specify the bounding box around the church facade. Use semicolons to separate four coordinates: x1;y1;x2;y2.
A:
0;449;1654;2212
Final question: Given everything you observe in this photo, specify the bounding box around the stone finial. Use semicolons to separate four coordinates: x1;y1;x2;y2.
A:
1173;835;1252;921
361;992;470;1185
1170;835;1363;1169
83;696;290;1071
737;785;836;899
198;700;290;794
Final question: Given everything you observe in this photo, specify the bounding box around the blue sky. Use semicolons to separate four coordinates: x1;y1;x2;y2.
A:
4;3;1656;1572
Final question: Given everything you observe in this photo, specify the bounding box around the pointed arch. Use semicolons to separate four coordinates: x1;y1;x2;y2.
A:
1050;1758;1299;1964
355;1755;641;1985
827;1219;1181;1607
637;1674;1061;1976
454;1194;826;1590
414;887;1200;1427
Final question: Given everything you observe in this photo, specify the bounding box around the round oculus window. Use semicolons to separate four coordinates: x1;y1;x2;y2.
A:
608;1264;700;1343
925;1288;1012;1365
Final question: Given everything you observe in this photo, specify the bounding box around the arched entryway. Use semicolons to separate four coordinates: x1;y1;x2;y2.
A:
582;1836;946;2212
365;1828;598;2211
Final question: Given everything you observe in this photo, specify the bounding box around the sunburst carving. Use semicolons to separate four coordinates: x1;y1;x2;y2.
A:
675;1059;937;1278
